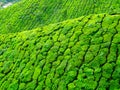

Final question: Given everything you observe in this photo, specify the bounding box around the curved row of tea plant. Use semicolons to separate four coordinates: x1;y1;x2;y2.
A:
0;14;120;90
0;0;120;34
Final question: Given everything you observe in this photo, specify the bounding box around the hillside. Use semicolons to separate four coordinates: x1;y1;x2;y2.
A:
0;0;120;34
0;14;120;90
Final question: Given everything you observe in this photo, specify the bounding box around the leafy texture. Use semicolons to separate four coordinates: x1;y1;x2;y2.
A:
0;0;120;33
0;14;120;90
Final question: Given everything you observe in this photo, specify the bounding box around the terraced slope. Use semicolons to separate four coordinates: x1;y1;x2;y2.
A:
0;14;120;90
0;0;120;34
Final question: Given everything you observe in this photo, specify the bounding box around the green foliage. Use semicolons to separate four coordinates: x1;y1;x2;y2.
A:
33;66;41;80
68;83;75;90
19;83;25;90
109;79;120;90
0;12;120;90
8;80;18;90
26;80;36;90
2;61;13;74
0;0;120;34
20;69;33;82
102;63;113;78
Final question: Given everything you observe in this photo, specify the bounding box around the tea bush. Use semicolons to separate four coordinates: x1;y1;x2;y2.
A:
0;14;120;90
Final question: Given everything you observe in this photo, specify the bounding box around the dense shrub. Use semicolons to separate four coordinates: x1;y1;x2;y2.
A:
0;14;120;89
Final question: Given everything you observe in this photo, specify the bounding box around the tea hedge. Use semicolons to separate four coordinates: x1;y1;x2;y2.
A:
0;14;120;90
0;0;120;34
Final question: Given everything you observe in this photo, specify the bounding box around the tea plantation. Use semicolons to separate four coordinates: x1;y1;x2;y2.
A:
0;0;120;34
0;0;120;90
0;14;120;90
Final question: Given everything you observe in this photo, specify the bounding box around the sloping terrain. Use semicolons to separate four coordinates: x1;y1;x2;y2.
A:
0;14;120;90
0;0;120;34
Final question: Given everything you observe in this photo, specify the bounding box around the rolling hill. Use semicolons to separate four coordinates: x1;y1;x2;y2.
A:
0;0;120;90
0;14;120;90
0;0;120;34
